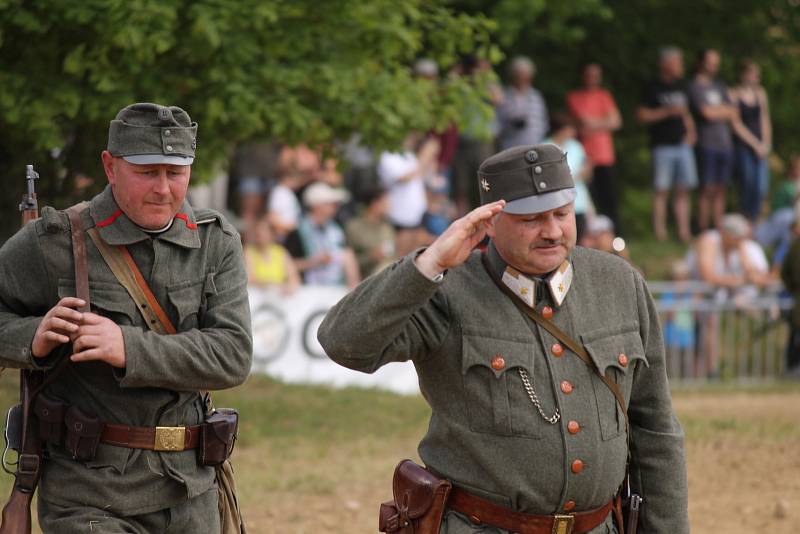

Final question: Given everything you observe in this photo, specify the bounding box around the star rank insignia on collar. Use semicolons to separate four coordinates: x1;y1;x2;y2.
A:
480;178;491;192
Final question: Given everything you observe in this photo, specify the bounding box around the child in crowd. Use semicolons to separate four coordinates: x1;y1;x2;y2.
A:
543;112;594;240
661;260;698;379
244;216;301;294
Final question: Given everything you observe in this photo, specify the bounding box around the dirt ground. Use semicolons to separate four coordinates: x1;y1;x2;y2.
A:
233;389;800;534
5;382;799;533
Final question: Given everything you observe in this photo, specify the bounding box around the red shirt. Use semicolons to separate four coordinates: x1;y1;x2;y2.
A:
566;88;617;166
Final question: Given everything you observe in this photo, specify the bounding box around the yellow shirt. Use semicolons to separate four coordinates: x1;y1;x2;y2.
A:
246;244;288;285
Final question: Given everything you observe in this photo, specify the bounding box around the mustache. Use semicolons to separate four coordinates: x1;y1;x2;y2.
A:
530;239;566;248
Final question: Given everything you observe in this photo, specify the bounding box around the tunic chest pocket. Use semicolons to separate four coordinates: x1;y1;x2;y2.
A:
582;324;649;441
57;279;138;326
461;332;543;439
167;273;217;331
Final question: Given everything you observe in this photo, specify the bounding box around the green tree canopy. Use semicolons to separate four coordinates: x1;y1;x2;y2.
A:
0;0;496;237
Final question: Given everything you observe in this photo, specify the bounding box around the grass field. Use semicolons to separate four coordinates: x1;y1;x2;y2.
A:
0;373;798;533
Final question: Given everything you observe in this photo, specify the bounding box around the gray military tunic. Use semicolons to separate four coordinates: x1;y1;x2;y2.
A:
0;185;252;517
318;243;689;533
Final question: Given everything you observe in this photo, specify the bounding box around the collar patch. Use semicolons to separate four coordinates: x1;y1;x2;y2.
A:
501;260;573;308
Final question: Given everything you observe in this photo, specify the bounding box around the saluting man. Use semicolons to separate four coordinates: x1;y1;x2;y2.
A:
0;103;252;532
319;144;688;533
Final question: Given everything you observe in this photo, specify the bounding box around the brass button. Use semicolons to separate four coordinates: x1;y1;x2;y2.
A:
563;500;576;512
551;343;564;357
618;353;629;367
560;380;573;394
541;306;553;319
469;515;482;525
491;355;506;371
567;420;580;434
571;459;584;474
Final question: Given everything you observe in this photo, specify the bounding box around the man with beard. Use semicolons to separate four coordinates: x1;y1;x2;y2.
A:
319;143;688;533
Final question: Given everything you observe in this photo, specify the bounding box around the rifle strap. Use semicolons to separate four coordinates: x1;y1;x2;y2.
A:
480;254;629;434
66;203;91;313
13;203;92;494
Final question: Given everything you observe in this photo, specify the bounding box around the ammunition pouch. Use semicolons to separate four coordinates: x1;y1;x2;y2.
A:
379;460;452;534
64;405;103;461
33;394;68;446
199;409;238;467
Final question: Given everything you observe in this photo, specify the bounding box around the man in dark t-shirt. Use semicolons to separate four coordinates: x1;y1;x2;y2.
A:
637;46;697;243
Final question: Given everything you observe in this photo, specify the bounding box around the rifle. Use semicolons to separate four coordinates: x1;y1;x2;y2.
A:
0;165;46;533
0;164;42;534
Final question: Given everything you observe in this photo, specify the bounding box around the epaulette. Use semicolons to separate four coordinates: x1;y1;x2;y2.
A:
193;208;238;237
40;206;68;234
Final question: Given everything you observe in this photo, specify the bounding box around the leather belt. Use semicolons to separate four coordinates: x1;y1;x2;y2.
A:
101;424;202;452
448;487;613;534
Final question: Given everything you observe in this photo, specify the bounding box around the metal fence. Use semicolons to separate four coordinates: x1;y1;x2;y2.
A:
648;281;793;384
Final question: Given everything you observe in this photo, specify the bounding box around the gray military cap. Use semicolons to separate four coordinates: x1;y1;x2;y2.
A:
107;103;197;165
478;144;576;214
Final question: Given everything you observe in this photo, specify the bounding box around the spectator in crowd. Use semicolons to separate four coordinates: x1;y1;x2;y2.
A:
244;215;301;294
285;181;361;288
690;213;774;294
689;48;737;231
730;59;773;221
414;58;460;190
780;216;800;375
637;46;698;243
495;56;549;150
567;62;622;230
451;55;503;216
542;112;594;240
344;186;396;278
688;213;773;377
422;174;453;237
267;145;319;241
231;141;280;222
581;214;633;264
378;133;438;256
661;260;698;378
755;155;800;267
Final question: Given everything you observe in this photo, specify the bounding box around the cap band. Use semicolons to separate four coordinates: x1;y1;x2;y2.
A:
122;154;194;165
504;188;577;215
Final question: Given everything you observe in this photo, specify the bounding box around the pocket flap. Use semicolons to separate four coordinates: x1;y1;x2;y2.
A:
167;279;203;325
462;333;532;377
57;279;138;321
582;325;649;376
392;460;451;519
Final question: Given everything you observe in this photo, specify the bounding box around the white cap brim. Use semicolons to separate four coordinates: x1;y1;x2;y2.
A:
123;154;194;166
503;188;577;215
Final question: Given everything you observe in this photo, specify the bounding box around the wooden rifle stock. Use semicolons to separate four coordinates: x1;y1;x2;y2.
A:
0;487;33;534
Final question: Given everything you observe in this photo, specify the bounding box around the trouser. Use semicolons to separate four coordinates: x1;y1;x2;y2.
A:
589;165;619;233
38;487;220;534
439;509;618;534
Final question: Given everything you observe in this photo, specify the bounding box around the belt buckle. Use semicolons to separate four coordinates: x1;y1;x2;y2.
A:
154;426;186;451
552;514;574;534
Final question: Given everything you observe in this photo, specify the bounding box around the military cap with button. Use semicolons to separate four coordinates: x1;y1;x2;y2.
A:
107;102;197;165
478;143;576;214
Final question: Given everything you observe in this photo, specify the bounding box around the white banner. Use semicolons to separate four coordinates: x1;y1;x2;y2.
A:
248;286;421;395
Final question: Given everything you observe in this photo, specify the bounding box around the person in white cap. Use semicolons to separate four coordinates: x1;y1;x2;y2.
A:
284;181;360;287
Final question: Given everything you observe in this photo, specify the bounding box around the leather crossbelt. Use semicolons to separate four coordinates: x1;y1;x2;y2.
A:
101;423;202;452
448;487;613;534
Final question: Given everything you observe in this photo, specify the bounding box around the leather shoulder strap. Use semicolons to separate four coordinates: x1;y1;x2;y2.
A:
480;254;629;427
65;202;91;313
85;228;176;335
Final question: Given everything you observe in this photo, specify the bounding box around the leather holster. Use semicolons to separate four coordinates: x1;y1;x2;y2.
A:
379;460;452;534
